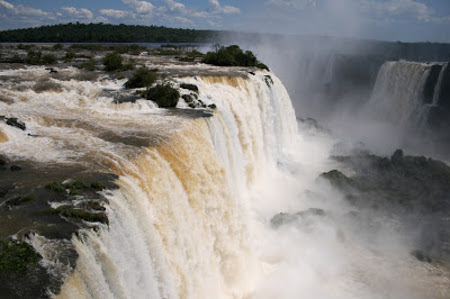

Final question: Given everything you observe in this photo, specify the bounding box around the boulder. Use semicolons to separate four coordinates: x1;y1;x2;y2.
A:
6;118;26;131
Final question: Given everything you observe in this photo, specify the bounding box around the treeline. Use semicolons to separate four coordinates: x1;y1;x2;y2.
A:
0;23;221;43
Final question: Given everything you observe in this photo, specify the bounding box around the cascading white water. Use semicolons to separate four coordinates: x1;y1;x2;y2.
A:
367;61;431;127
39;72;298;298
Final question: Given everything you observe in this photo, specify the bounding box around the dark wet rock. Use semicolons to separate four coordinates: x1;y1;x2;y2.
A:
7;195;34;206
5;118;26;131
87;201;106;211
112;92;140;104
423;64;442;104
391;149;404;164
10;165;22;172
319;170;356;191
56;208;108;225
264;75;273;87
248;71;255;76
208;104;217;110
179;83;198;93
297;117;331;134
436;63;450;110
411;249;432;263
328;149;450;261
271;208;326;228
0;189;7;198
182;94;194;103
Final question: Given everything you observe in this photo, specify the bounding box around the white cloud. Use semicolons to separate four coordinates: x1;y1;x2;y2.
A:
0;0;14;10
209;0;240;14
0;0;50;17
61;7;94;19
122;0;154;15
266;0;317;9
99;9;131;19
164;0;187;13
173;16;194;25
360;0;432;22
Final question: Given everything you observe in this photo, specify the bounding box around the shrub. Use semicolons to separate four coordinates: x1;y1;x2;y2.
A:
52;43;63;51
103;52;123;72
60;208;108;224
63;51;75;62
25;50;42;64
125;67;157;89
0;240;41;274
145;84;180;108
45;181;65;192
77;58;96;71
8;54;24;63
202;45;269;71
42;54;57;64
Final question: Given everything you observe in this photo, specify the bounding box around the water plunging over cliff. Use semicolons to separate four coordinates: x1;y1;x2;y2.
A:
367;61;450;129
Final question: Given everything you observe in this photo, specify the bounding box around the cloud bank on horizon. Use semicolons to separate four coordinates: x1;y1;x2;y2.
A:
0;0;449;42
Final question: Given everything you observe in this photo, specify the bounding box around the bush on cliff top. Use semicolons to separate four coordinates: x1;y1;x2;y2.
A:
202;45;269;71
145;84;180;108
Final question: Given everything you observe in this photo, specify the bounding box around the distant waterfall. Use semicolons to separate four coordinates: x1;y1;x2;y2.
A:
55;74;298;298
367;61;449;128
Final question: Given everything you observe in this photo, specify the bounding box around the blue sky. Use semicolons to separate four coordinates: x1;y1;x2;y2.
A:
0;0;449;42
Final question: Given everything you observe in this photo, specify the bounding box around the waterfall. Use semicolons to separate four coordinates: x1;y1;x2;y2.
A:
367;61;430;126
31;73;297;298
367;61;449;129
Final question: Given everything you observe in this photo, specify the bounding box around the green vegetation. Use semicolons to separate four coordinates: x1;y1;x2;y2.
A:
77;58;96;71
43;206;108;224
103;52;133;72
103;52;123;72
0;240;41;274
46;180;106;193
179;83;199;93
202;45;269;70
45;181;65;192
60;208;108;224
125;68;157;89
25;50;42;65
0;23;218;43
145;84;180;108
63;51;75;62
52;43;63;50
42;54;57;64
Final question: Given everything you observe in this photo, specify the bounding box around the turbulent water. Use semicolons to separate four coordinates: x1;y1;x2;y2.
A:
1;65;449;298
